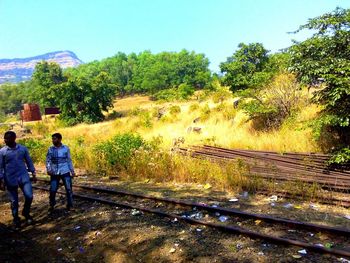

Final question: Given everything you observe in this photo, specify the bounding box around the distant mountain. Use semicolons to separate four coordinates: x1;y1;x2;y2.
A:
0;51;83;84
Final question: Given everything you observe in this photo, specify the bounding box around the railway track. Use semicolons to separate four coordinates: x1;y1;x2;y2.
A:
178;145;350;192
33;180;350;258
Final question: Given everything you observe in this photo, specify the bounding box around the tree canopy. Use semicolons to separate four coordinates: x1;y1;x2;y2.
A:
31;61;66;107
219;43;272;91
289;7;350;145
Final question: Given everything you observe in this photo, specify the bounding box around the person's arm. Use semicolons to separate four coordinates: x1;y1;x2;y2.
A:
67;147;75;176
24;147;36;182
46;148;53;175
0;151;5;190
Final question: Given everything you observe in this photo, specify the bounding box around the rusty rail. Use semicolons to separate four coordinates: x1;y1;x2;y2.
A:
178;146;350;192
33;185;350;258
35;179;350;236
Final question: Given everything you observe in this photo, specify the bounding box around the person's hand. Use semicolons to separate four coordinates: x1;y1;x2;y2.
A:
71;172;76;178
0;179;5;191
32;172;37;183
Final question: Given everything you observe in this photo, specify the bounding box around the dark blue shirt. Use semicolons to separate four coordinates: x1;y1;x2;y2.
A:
0;144;35;187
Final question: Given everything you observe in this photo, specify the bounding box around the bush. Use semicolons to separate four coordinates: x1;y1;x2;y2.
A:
328;147;350;165
200;104;211;121
128;107;146;117
177;83;195;99
240;73;305;129
222;107;237;120
152;84;195;102
189;103;200;112
17;138;50;164
152;89;178;101
137;111;153;128
211;87;232;103
93;133;145;175
169;105;181;115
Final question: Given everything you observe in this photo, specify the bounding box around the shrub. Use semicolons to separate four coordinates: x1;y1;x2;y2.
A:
131;111;154;129
93;133;145;175
153;89;178;101
240;73;305;129
17;138;50;164
211;87;232;103
177;83;195;99
189;103;200;112
222;107;237;120
153;84;195;102
169;105;181;115
200;104;211;121
328;147;350;165
128;107;146;117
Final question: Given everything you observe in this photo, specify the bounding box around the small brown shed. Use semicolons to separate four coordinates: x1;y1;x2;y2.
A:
20;104;42;122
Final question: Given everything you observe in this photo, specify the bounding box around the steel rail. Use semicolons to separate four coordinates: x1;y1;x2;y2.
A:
182;149;350;186
189;149;350;182
200;146;350;174
186;150;350;189
35;179;350;236
197;146;350;177
202;145;331;158
33;185;350;258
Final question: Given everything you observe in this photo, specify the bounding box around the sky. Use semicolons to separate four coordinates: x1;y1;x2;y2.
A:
0;0;349;71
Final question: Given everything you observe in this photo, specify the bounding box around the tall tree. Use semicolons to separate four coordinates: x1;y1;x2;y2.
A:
289;7;350;146
31;61;65;107
58;71;116;124
220;43;270;91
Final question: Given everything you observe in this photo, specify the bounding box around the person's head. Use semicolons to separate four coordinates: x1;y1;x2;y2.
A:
4;131;16;147
52;133;62;146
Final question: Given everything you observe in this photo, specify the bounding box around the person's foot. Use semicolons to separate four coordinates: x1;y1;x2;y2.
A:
65;205;75;213
13;217;21;230
48;206;54;215
22;211;34;225
25;215;34;225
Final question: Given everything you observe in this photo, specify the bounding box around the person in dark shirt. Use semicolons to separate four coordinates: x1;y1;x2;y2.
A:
0;131;37;229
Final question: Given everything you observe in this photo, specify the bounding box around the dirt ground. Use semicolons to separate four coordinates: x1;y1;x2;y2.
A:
0;177;350;263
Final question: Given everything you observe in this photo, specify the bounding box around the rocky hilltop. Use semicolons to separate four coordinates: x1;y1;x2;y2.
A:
0;51;83;84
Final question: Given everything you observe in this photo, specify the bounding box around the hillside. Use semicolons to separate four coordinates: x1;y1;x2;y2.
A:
0;50;83;84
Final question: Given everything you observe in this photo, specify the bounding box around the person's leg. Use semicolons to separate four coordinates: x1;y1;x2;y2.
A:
62;173;73;209
6;186;20;227
49;175;59;211
20;181;33;222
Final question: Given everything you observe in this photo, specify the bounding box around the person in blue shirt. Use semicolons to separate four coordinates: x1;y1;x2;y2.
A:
0;131;37;229
46;133;75;214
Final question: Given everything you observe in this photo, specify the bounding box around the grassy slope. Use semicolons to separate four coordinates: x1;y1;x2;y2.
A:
52;95;321;153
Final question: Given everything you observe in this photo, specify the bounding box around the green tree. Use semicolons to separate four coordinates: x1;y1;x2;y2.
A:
31;61;66;107
0;83;25;114
289;7;350;146
220;43;271;91
58;71;116;124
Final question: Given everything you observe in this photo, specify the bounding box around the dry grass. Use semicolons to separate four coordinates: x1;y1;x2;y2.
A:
24;94;322;153
16;94;328;196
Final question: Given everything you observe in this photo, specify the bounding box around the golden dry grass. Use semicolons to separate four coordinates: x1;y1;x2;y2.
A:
29;95;321;153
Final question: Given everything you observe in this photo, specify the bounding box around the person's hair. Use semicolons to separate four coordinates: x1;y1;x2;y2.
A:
4;131;16;139
52;133;62;140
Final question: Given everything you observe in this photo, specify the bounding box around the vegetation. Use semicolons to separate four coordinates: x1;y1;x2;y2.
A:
31;61;66;107
239;73;306;129
289;7;350;159
0;6;349;190
219;43;288;91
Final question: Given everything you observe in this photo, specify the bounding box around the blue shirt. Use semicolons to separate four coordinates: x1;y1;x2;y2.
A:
0;144;35;187
46;144;74;175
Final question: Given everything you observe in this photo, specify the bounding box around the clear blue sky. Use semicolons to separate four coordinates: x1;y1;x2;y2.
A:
0;0;348;71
